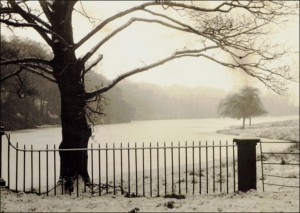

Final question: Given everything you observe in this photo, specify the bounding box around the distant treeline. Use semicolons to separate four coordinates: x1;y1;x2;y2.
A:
1;38;298;130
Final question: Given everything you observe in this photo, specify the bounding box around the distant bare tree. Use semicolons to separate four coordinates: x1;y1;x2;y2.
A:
0;0;297;191
218;86;267;128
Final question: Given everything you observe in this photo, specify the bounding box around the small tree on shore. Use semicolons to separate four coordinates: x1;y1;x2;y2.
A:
218;86;267;128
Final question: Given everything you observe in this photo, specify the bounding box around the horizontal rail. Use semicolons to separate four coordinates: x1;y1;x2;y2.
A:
264;174;299;179
262;152;300;155
7;141;236;152
264;183;300;188
261;141;299;144
262;162;300;166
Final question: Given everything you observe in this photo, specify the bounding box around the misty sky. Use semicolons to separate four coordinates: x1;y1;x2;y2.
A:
2;1;299;106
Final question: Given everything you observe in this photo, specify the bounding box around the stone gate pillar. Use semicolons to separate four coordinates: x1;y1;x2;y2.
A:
234;134;260;192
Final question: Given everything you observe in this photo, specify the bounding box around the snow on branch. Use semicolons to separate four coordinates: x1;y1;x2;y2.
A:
0;57;52;67
0;57;56;83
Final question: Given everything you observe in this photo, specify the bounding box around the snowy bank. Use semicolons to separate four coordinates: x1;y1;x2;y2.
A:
217;119;299;142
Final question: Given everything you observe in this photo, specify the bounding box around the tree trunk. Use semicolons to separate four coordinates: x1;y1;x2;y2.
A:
249;116;252;126
242;117;245;129
46;0;90;192
58;77;91;192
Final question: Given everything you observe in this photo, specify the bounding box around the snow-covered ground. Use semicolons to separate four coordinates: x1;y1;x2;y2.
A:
217;119;299;142
1;119;299;212
1;187;299;212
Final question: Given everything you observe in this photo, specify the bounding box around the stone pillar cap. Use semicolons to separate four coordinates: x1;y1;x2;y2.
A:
238;133;258;139
233;133;260;142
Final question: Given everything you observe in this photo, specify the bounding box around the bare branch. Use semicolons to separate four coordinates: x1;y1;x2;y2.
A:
74;1;236;50
85;46;219;99
0;67;23;82
38;0;53;23
0;57;51;66
7;0;53;47
1;61;56;83
80;17;189;63
82;54;103;77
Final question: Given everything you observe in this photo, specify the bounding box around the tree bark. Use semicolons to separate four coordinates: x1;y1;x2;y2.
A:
242;117;245;129
57;71;91;191
249;117;252;126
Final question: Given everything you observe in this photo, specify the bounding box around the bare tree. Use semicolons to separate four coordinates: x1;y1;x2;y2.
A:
218;86;267;128
0;0;297;191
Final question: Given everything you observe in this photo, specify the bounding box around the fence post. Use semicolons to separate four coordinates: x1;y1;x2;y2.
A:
233;135;260;192
0;126;6;187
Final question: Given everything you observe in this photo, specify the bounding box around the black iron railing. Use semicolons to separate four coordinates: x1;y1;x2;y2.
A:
0;133;238;197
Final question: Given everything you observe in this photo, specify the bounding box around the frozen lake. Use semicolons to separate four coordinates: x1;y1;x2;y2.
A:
4;115;299;147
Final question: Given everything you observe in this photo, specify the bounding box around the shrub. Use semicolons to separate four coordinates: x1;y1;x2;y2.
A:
164;193;186;199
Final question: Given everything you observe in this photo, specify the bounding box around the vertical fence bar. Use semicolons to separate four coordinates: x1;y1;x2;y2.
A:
150;142;152;197
8;140;10;189
164;142;167;195
192;141;195;194
120;143;123;195
38;151;41;195
23;145;26;192
213;141;215;193
91;143;94;195
46;145;49;196
142;142;145;196
98;144;101;196
16;143;18;192
61;150;64;195
199;141;202;194
185;141;188;193
135;143;137;196
226;140;229;194
233;143;236;192
259;141;265;192
128;143;130;195
171;142;174;194
113;143;116;195
157;142;159;197
53;144;56;195
76;174;79;197
106;143;108;195
30;145;33;192
54;145;56;196
206;141;208;194
219;141;222;192
178;142;181;195
0;131;2;182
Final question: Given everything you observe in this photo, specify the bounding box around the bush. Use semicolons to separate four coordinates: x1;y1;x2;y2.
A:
165;201;175;209
164;193;186;199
